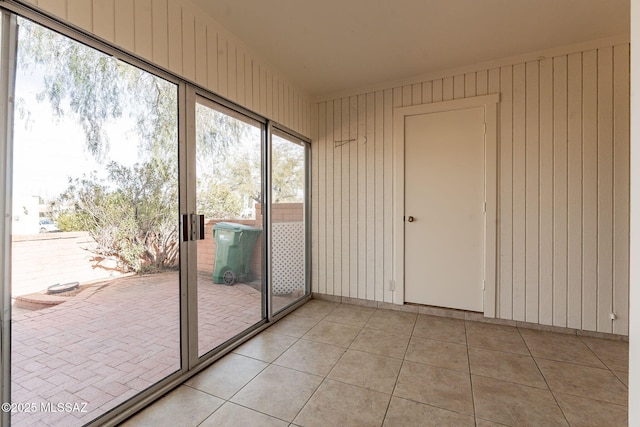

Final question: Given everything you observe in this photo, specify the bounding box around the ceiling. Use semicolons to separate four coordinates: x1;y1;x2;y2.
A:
192;0;629;98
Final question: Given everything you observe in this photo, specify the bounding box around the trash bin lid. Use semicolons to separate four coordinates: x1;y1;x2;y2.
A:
213;221;262;231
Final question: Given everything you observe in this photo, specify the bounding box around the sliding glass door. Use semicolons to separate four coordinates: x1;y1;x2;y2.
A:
192;95;266;359
8;16;181;426
0;8;311;426
270;130;309;314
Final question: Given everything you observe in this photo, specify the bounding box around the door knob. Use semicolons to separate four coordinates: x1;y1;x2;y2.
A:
407;216;415;222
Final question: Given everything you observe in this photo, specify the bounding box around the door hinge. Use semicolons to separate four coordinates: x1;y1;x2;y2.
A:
483;202;486;213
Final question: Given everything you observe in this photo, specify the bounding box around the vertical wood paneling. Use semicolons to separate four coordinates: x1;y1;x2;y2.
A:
217;34;229;98
252;62;260;112
499;66;514;319
325;101;335;295
333;100;342;296
275;77;282;123
384;88;395;302
291;88;297;130
93;0;115;42
287;84;299;129
310;44;629;335
402;85;412;106
465;73;476;97
477;70;488;96
539;58;554;325
41;0;67;20
357;94;367;299
412;83;422;105
227;44;237;102
134;0;152;60
244;56;253;111
582;50;598;332
260;67;267;116
525;61;540;323
206;26;218;93
613;45;630;335
265;70;272;119
553;55;569;327
341;97;350;297
433;79;443;102
317;102;327;294
194;18;207;87
151;0;168;68
114;0;134;53
293;91;298;131
275;76;281;122
307;96;312;136
366;93;376;300
422;81;432;104
597;47;614;333
311;102;320;293
374;91;385;301
488;68;500;95
282;81;288;124
67;0;92;31
453;74;465;99
236;49;246;106
443;76;454;100
349;96;358;298
282;83;288;126
567;52;583;329
181;7;196;81
512;63;526;321
166;0;182;74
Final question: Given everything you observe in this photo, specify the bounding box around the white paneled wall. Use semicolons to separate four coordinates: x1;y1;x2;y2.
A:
23;0;311;136
311;44;630;335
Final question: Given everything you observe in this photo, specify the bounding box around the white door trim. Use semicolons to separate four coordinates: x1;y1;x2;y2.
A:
393;94;499;317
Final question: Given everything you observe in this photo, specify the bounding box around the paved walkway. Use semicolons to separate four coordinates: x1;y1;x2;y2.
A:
10;272;291;426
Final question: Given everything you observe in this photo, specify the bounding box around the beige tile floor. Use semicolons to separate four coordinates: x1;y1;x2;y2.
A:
122;299;628;426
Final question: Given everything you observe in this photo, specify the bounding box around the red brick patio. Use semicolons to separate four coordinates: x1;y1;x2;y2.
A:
10;271;291;426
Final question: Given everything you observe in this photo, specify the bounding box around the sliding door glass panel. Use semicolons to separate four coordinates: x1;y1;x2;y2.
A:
271;131;307;314
10;18;180;426
195;96;264;357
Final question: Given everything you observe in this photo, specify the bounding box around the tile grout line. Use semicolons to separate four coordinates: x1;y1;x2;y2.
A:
379;310;418;426
516;326;573;426
575;334;629;389
286;302;343;424
463;319;479;427
188;352;281;426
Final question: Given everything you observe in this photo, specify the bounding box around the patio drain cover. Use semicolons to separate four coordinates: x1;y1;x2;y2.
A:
47;282;79;294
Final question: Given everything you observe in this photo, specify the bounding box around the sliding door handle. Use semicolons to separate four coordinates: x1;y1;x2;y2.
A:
191;214;205;241
198;214;205;240
182;214;205;241
181;214;189;242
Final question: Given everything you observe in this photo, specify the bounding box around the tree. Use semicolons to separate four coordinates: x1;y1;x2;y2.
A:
56;159;179;272
271;138;305;203
17;18;178;162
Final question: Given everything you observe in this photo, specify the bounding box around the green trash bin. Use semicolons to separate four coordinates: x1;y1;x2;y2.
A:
212;222;262;285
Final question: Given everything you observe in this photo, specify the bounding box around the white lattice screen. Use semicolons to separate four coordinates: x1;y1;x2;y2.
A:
272;222;305;295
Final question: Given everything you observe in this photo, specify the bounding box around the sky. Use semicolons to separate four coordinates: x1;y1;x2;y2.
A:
12;66;141;202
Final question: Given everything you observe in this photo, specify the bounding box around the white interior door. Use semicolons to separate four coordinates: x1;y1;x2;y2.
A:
404;106;485;312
